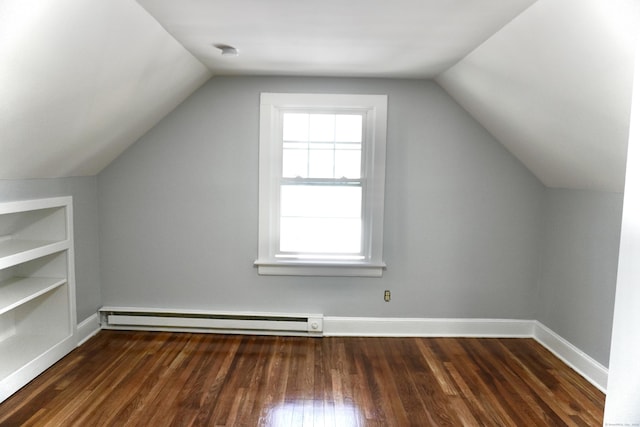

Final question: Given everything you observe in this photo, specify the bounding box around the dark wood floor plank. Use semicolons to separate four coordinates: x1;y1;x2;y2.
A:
444;362;489;426
489;339;572;426
446;339;520;426
0;331;605;426
191;335;244;426
498;338;595;426
238;337;272;426
389;339;451;426
473;339;557;425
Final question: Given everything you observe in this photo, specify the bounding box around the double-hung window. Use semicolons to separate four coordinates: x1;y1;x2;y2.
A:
256;93;387;277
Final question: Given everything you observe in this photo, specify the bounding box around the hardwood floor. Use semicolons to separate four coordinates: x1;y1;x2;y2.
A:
0;331;604;426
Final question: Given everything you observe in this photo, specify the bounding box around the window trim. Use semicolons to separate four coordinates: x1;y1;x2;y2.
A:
255;93;388;277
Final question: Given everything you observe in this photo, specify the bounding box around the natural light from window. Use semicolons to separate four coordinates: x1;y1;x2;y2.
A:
279;112;364;258
256;92;387;277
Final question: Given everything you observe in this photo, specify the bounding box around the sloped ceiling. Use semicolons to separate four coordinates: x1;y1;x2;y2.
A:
1;0;638;192
135;0;640;192
437;0;640;192
0;0;211;179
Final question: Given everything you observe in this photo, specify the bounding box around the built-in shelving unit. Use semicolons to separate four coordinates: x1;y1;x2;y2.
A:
0;197;77;403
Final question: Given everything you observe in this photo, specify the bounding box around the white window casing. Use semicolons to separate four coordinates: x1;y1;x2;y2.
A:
255;93;388;277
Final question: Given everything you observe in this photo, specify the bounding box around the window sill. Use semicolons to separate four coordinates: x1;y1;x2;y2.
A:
254;260;386;277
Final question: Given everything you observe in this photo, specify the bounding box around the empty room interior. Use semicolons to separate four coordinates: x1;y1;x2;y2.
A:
1;0;640;425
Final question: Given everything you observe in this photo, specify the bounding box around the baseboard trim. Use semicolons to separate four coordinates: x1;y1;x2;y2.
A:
533;321;608;393
77;313;101;346
84;310;607;392
323;317;534;337
323;316;607;392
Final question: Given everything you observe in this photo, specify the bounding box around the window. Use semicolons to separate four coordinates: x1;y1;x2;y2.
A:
255;93;387;276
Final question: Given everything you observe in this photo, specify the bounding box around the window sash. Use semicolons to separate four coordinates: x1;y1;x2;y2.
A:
276;110;368;260
256;93;387;277
277;180;365;258
281;110;365;181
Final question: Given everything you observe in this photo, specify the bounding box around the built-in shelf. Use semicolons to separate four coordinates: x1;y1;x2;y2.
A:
0;332;68;381
0;276;67;316
0;197;77;403
0;240;68;270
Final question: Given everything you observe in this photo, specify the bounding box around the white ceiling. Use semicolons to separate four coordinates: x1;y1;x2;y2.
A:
135;0;536;79
1;0;638;192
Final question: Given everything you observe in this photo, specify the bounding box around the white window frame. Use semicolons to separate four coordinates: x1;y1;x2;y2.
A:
255;93;388;277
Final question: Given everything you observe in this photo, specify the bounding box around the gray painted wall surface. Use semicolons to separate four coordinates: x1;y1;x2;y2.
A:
536;189;623;366
0;177;102;322
98;76;544;318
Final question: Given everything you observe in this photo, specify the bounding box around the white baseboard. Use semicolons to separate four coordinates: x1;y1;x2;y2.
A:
323;317;534;337
323;316;607;392
81;310;608;392
533;321;608;393
77;313;101;346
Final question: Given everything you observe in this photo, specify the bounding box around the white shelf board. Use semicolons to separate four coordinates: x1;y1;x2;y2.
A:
0;239;68;270
0;332;69;381
0;277;67;316
0;197;71;215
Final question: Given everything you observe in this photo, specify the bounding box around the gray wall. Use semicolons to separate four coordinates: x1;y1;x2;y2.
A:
0;77;625;372
98;76;544;318
0;177;102;322
536;189;623;366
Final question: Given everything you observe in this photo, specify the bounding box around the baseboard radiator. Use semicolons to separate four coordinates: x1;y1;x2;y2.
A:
98;307;323;337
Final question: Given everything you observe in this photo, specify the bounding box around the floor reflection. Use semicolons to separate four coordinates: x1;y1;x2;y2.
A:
263;400;364;426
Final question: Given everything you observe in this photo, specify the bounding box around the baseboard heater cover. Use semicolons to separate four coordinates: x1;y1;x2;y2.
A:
99;307;323;336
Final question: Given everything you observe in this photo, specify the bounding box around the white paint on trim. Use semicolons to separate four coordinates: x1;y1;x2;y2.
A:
533;321;608;393
323;316;608;392
323;317;534;337
81;310;608;392
77;313;101;346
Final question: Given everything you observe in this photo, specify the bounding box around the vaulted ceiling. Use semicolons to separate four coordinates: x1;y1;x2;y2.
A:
437;0;639;192
0;0;211;179
1;0;638;192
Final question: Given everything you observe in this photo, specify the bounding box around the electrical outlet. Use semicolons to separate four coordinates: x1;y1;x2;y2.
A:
384;290;391;302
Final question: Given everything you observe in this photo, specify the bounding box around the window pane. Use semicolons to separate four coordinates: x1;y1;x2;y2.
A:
334;146;361;179
280;217;362;253
283;113;309;141
282;148;308;178
309;114;335;142
335;115;362;142
281;185;361;218
308;148;334;178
